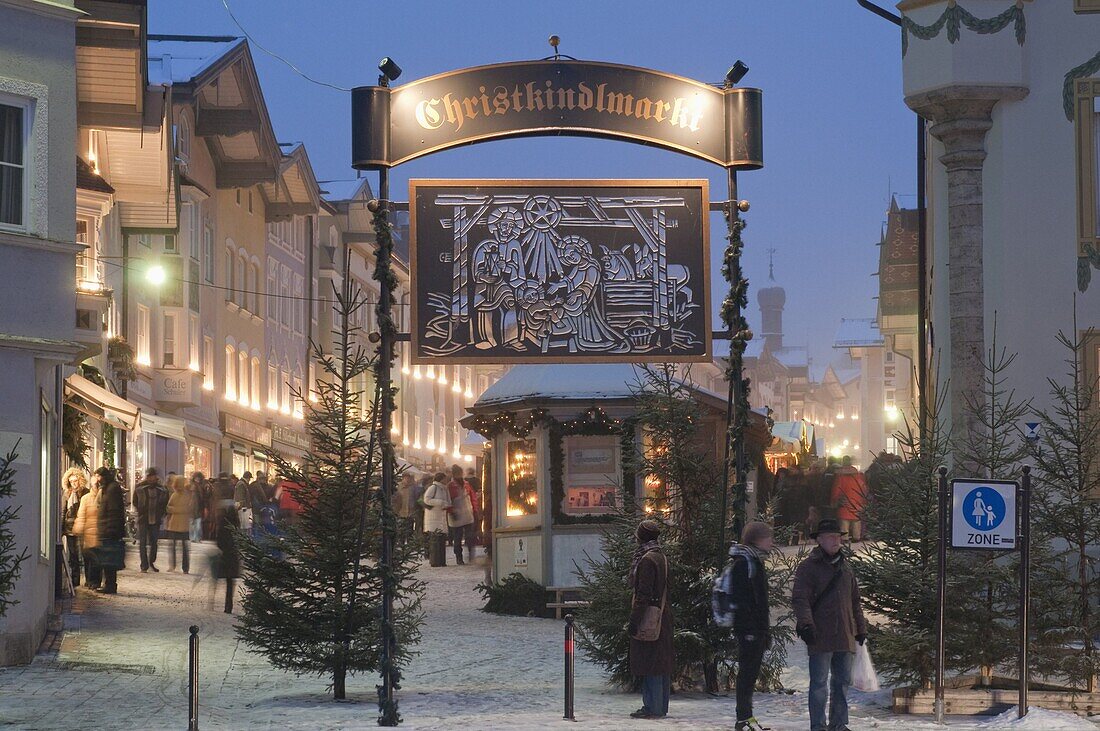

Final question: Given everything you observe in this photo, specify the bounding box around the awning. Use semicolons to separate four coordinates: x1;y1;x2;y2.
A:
64;373;139;431
139;412;187;443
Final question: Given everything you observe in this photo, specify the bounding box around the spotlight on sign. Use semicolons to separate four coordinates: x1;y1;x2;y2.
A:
378;57;402;83
725;60;749;86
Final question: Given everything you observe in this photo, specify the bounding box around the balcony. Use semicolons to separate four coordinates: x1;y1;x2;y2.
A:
74;285;111;360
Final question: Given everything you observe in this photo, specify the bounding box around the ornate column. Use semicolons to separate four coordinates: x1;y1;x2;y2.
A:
905;85;1027;440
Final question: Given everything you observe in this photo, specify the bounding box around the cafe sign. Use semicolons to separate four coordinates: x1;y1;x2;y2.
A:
154;369;201;406
353;60;762;169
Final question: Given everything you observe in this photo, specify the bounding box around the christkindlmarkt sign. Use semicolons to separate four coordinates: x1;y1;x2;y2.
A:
410;179;710;363
352;60;762;169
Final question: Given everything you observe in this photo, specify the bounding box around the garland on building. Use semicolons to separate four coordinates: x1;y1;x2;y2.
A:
467;407;636;526
106;336;136;383
547;408;636;526
1063;49;1100;121
370;201;403;727
901;1;1026;57
720;206;752;537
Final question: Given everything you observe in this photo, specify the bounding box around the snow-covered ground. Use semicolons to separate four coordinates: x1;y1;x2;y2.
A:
0;541;1095;730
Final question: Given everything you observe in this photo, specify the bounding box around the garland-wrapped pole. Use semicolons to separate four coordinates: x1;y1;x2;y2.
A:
370;167;401;726
719;168;752;557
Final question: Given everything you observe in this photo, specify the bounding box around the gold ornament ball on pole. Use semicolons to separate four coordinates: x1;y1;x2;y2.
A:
737;199;751;212
549;35;560;49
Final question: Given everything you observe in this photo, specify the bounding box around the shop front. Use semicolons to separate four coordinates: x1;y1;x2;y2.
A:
221;412;272;478
269;422;309;478
136;412;189;478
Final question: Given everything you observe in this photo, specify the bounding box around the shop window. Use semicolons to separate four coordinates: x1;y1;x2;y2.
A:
562;435;620;517
1076;81;1100;262
0;97;29;230
506;439;538;516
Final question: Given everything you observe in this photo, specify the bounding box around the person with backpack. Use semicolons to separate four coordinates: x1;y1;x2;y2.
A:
791;519;867;731
627;519;674;720
712;522;774;731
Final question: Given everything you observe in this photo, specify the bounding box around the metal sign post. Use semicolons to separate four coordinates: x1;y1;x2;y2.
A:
935;466;948;725
936;469;1030;722
1018;466;1031;719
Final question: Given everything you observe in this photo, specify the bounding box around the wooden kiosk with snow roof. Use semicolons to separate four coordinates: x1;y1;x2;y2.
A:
461;364;771;593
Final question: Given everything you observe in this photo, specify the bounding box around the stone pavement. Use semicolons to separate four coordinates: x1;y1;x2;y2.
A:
1;540;1096;730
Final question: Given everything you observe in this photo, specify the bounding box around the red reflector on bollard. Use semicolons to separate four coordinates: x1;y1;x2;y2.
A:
565;639;574;653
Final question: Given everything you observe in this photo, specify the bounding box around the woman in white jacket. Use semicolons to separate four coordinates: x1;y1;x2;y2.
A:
422;472;452;567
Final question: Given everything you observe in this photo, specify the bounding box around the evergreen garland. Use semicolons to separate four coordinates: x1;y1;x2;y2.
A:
0;447;28;619
371;201;409;726
720;207;752;540
901;2;1026;57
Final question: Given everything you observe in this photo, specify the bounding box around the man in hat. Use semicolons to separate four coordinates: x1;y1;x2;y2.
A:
627;519;674;720
792;519;867;731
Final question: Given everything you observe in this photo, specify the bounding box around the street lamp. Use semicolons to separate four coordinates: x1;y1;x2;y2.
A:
146;263;167;286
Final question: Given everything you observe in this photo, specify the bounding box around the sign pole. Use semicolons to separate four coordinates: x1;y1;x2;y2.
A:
935;466;948;724
1018;465;1031;719
718;168;738;558
376;164;399;725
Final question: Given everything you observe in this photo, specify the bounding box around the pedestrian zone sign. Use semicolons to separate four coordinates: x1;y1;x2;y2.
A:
951;479;1017;551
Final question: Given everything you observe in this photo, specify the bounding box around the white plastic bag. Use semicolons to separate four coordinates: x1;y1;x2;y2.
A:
852;642;880;692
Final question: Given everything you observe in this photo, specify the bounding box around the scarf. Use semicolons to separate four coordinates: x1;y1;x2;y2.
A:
728;543;767;580
627;540;661;588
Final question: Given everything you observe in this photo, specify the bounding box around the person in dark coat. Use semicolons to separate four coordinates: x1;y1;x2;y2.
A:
94;466;126;594
132;467;167;572
628;519;674;720
726;522;774;731
792;519;867;731
215;498;241;613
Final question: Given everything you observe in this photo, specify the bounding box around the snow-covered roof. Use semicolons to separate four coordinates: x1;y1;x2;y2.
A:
319;178;372;203
147;36;245;85
773;346;809;369
834;318;884;348
474;364;648;407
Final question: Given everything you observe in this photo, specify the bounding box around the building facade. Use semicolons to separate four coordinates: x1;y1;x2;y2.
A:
0;0;82;665
899;0;1100;437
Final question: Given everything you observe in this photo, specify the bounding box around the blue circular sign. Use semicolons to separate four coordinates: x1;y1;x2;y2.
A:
962;487;1006;532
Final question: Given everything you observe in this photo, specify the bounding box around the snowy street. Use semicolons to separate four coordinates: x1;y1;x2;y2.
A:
0;541;1094;730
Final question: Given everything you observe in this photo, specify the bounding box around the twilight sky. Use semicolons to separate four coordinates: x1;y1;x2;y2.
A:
149;0;914;372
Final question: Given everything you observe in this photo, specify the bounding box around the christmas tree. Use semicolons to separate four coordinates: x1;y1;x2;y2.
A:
951;327;1030;683
235;278;423;705
1027;313;1100;691
850;391;952;687
576;365;792;692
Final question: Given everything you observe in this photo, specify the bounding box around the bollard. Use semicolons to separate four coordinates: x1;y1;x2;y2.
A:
564;614;576;721
188;625;200;731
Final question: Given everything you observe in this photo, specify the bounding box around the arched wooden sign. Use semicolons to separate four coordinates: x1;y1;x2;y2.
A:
352;60;762;169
